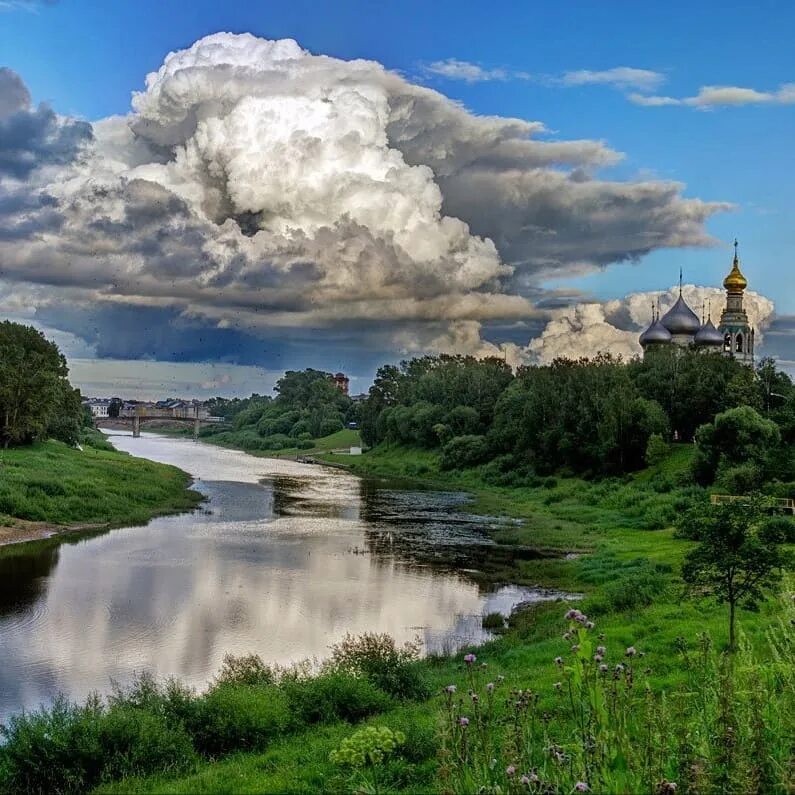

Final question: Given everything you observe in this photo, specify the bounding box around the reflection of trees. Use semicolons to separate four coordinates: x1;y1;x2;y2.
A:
0;546;60;615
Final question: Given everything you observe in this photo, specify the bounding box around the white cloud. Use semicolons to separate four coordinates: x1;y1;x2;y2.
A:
562;67;665;92
630;82;795;109
422;59;510;83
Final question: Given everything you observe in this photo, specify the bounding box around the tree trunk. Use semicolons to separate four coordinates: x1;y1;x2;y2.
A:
729;600;736;651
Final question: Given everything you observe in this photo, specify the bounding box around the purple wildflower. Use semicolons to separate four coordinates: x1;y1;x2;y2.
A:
626;646;637;657
565;608;579;620
459;717;469;727
594;654;603;662
575;783;589;792
486;682;495;692
596;645;606;655
506;765;516;777
464;653;477;665
571;644;580;652
520;775;531;786
599;664;608;673
585;621;595;630
445;685;457;694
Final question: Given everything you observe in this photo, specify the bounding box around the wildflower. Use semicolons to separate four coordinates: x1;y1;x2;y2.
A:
571;644;580;652
594;654;603;662
498;675;505;682
585;621;595;630
445;685;457;694
486;682;495;692
554;656;564;666
599;664;608;673
563;631;572;640
598;632;605;640
553;681;562;690
506;765;516;777
565;608;580;620
471;693;479;703
575;613;588;624
596;645;606;655
575;783;590;792
528;771;540;783
520;775;531;786
626;646;637;657
459;717;469;727
464;653;477;665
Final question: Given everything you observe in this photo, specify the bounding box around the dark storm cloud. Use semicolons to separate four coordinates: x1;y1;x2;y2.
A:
0;67;92;178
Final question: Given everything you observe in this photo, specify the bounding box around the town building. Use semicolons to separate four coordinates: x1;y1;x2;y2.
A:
83;398;111;417
639;240;754;363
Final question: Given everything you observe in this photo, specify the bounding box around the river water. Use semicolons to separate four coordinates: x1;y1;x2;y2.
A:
0;433;569;723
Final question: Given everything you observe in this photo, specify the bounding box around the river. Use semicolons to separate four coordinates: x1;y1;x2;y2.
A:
0;433;570;724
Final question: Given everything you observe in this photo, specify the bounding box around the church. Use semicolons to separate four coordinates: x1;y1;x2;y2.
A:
639;241;754;364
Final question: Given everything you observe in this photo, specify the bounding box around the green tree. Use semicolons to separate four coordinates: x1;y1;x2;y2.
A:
679;500;793;649
0;321;76;448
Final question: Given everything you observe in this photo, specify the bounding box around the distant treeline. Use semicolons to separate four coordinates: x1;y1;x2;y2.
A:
204;369;359;451
0;321;89;449
353;349;795;486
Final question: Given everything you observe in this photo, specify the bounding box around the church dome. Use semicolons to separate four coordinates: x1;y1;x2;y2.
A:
723;256;748;293
640;318;672;347
660;294;701;335
694;318;724;347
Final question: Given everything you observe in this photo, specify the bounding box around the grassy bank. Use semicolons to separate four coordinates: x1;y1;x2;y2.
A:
0;433;202;549
1;442;792;793
158;425;362;460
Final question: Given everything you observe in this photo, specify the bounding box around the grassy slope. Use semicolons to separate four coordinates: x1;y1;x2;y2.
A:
0;437;202;538
190;427;362;459
93;443;792;794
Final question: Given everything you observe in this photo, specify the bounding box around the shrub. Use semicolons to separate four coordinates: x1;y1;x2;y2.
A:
186;684;293;757
282;672;392;725
645;433;669;466
328;633;430;701
481;612;505;630
213;653;274;688
297;439;315;450
716;461;763;494
319;418;344;437
439;435;490;471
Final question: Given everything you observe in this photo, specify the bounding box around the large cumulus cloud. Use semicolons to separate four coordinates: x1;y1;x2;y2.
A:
0;33;740;372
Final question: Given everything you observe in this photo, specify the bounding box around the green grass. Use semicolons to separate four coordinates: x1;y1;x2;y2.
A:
0;438;202;536
185;427;363;459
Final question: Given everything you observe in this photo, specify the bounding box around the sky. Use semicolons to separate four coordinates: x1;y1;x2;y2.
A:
0;0;793;398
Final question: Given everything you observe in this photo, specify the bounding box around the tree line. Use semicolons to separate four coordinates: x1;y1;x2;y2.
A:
358;348;795;486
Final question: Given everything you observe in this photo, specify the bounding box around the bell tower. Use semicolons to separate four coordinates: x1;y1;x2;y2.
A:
718;240;754;364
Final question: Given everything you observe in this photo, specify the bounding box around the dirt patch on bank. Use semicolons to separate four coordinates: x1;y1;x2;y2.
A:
0;519;107;547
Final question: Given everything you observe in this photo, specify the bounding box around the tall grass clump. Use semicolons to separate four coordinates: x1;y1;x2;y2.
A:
438;586;795;794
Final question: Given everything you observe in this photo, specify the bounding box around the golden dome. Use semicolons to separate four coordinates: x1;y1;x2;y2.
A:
723;240;748;293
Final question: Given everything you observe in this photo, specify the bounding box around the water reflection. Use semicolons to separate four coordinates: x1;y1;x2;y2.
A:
0;434;570;723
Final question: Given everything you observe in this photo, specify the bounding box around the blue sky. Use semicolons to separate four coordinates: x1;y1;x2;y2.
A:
0;0;793;395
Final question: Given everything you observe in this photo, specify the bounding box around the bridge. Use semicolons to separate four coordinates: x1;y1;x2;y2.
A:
104;406;222;439
710;494;795;514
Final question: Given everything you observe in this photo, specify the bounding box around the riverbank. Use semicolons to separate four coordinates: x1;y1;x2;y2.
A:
0;437;202;551
1;440;791;793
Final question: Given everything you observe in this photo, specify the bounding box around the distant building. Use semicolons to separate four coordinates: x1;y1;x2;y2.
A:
333;372;350;396
639;240;754;364
83;398;111;417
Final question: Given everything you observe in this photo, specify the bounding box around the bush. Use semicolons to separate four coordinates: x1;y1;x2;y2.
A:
439;435;490;471
186;684;293;757
481;612;505;630
213;653;274;688
716;461;763;494
282;672;392;725
328;633;430;701
260;433;293;451
297;439;315;450
645;433;669;466
319;418;344;437
0;695;196;795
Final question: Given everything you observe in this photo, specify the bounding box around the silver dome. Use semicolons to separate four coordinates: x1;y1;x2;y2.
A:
694;318;724;347
640;318;673;347
660;294;701;335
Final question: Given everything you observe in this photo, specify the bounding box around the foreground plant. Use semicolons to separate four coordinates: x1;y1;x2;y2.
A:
330;725;406;794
